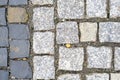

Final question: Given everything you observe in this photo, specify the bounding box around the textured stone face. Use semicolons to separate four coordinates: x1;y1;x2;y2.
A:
87;46;112;68
0;8;6;25
0;48;7;66
99;22;120;42
9;0;27;5
7;7;28;23
111;73;120;80
33;7;54;30
31;0;53;5
57;0;84;19
10;40;30;58
9;24;30;39
86;73;109;80
0;27;8;46
114;47;120;70
56;22;79;44
33;56;55;79
58;74;81;80
59;46;84;71
10;60;32;78
79;22;97;42
0;0;8;5
33;32;54;54
110;0;120;17
86;0;107;18
0;70;8;80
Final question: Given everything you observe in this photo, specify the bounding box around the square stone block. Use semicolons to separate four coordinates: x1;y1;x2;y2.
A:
111;73;120;80
0;70;8;80
0;48;7;66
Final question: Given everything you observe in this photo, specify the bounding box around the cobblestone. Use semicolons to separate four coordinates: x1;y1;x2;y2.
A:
31;0;53;5
57;0;84;19
10;40;30;58
0;8;6;25
58;74;80;80
86;73;109;80
33;32;54;54
86;0;107;18
87;46;112;68
9;0;28;5
59;46;84;71
56;22;79;44
0;0;8;5
9;24;30;39
111;73;120;80
79;22;97;42
33;7;54;30
0;70;8;80
10;60;32;78
0;48;7;66
33;56;55;79
99;22;120;42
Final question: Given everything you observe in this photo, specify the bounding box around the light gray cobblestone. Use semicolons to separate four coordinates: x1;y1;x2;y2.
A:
58;74;80;80
111;73;120;80
31;0;53;5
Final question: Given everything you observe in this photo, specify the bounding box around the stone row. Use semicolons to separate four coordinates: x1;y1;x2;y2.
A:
31;0;120;18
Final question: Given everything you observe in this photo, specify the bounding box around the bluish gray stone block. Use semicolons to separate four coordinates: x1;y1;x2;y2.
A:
0;8;6;25
9;0;27;5
10;60;32;78
0;48;7;66
0;27;8;46
0;70;8;80
10;40;30;58
9;24;30;39
0;0;8;5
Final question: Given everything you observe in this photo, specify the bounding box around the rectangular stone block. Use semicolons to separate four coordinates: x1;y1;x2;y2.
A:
0;48;7;66
9;0;27;5
0;8;6;25
0;70;8;80
33;56;55;79
99;22;120;42
31;0;53;5
111;73;120;80
0;0;8;5
58;74;80;80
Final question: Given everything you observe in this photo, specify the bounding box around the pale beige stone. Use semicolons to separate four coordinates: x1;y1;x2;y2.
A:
7;7;28;23
111;73;120;80
80;22;97;42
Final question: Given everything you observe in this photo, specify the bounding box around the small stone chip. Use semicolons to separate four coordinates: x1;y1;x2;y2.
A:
7;7;28;23
65;43;71;48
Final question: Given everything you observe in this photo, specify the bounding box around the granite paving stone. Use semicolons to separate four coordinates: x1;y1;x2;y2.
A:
56;22;79;44
99;22;120;42
111;73;120;80
58;74;80;80
10;60;32;78
59;46;84;71
0;0;8;5
57;0;84;19
0;27;8;46
33;7;54;30
9;24;30;39
86;73;109;80
87;46;112;68
33;32;54;54
10;40;30;58
33;56;55;79
0;70;9;80
86;0;107;18
31;0;53;5
9;0;27;5
0;48;7;66
0;8;6;25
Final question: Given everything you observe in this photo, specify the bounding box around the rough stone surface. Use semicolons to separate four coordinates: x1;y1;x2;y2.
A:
114;47;120;70
33;56;55;79
99;22;120;42
9;0;27;5
33;32;54;54
0;70;8;80
56;22;79;44
57;0;84;19
31;0;53;5
0;8;6;25
79;22;97;42
59;46;84;71
0;27;8;46
110;0;120;17
9;24;30;39
8;7;28;23
58;74;80;80
0;48;7;66
10;60;32;78
86;73;109;80
33;7;54;30
87;46;112;68
0;0;8;5
111;73;120;80
86;0;107;18
10;40;30;58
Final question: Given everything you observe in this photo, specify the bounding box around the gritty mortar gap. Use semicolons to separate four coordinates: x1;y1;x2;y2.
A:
31;4;54;7
84;0;87;17
77;22;80;43
107;0;110;18
96;22;100;42
111;47;115;71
